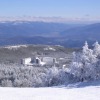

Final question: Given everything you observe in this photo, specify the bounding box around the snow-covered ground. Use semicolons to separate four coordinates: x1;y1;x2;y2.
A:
4;45;27;50
0;81;100;100
44;46;56;51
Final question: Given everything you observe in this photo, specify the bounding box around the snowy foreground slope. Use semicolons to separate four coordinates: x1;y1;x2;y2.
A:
0;81;100;100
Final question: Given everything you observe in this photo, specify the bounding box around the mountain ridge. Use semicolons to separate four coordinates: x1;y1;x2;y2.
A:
0;21;100;47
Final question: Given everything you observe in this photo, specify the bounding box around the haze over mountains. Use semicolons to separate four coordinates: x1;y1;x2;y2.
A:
0;21;100;47
0;21;79;38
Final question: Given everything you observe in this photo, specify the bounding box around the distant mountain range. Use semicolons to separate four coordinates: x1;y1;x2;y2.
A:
61;23;100;40
0;21;100;47
0;21;80;38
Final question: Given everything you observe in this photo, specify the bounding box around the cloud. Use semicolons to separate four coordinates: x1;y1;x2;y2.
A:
0;16;100;23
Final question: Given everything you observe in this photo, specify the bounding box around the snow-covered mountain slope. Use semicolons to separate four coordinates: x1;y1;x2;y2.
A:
0;81;100;100
4;45;27;50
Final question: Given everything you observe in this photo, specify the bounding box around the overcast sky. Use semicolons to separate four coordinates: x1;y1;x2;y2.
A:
0;0;100;21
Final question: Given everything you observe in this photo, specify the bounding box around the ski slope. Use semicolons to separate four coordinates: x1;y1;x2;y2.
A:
0;81;100;100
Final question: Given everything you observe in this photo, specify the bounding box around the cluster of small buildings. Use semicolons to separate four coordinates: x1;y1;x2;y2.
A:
22;56;57;66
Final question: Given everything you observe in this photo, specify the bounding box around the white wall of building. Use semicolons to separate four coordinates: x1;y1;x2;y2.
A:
42;57;56;65
22;58;32;65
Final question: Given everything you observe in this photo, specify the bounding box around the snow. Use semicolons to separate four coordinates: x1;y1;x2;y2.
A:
4;45;27;50
0;81;100;100
39;61;46;66
44;46;56;51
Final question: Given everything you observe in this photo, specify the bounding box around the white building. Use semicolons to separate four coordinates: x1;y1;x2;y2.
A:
22;58;32;66
22;56;57;66
42;57;56;65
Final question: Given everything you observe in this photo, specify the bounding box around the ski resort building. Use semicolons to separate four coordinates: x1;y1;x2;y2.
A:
22;56;57;66
21;58;33;66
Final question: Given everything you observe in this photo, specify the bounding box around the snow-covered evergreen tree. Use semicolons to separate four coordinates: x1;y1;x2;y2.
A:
93;41;100;57
1;79;13;87
70;41;98;82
